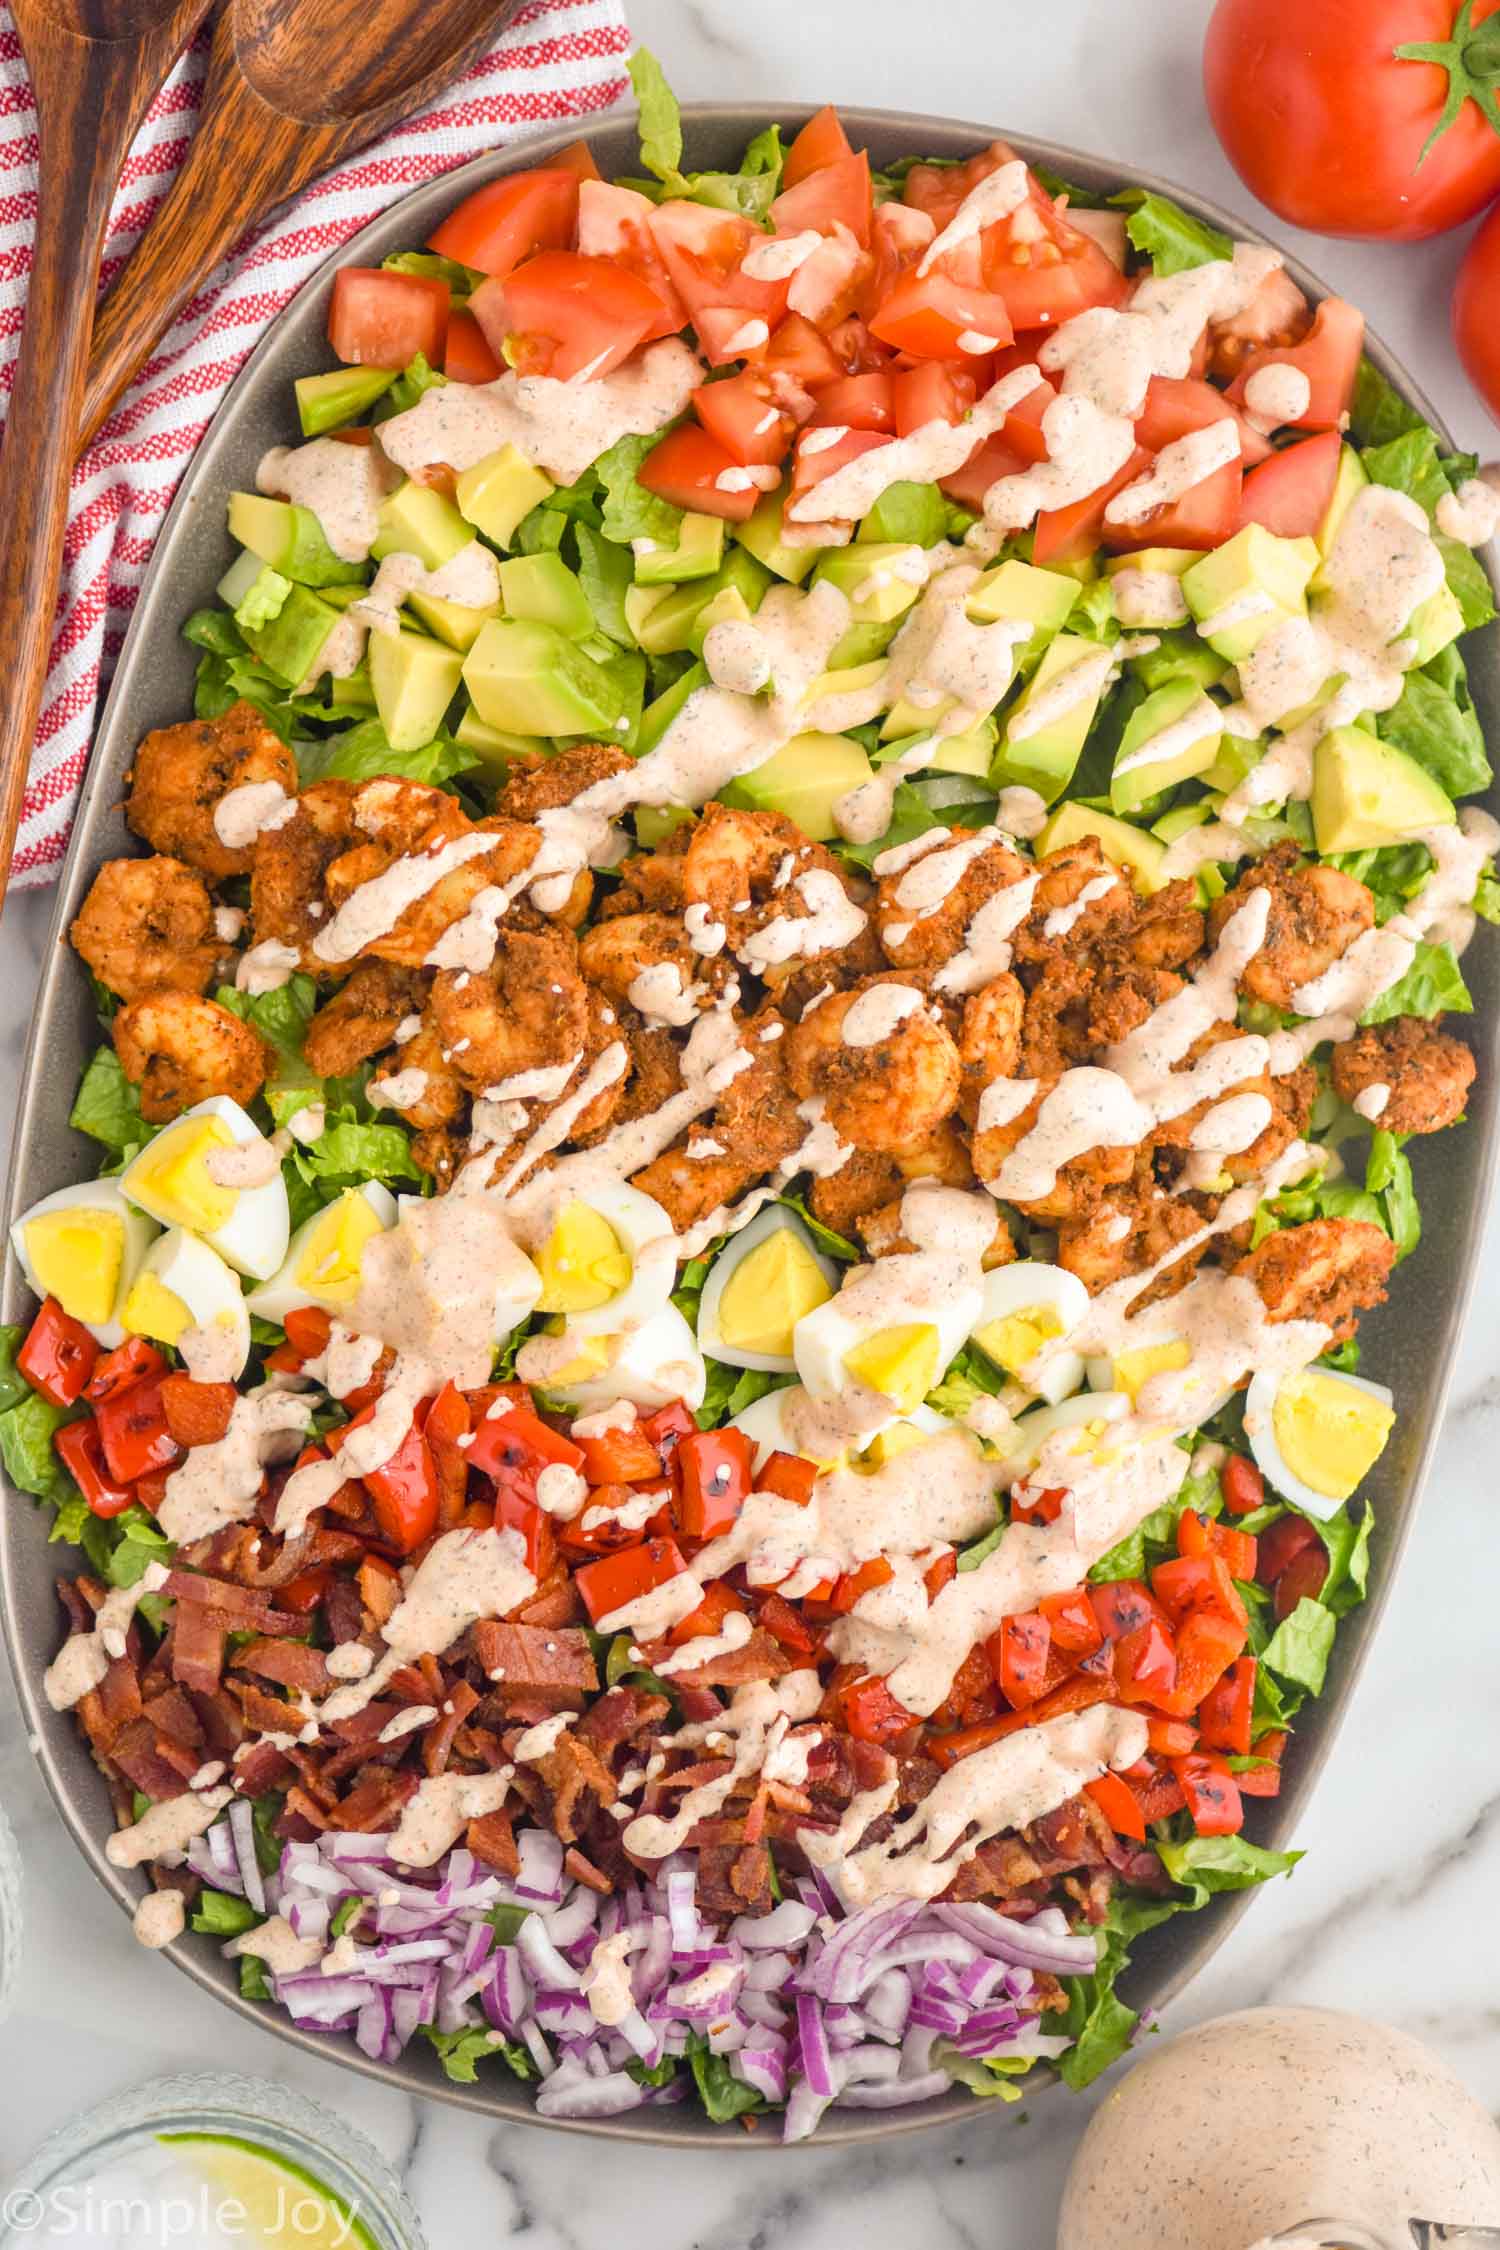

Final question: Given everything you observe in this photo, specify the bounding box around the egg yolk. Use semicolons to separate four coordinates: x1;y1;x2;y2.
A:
842;1323;941;1413
719;1230;832;1359
543;1328;615;1385
534;1203;632;1315
1112;1338;1191;1403
1271;1370;1394;1501
122;1271;192;1346
24;1209;125;1326
859;1420;931;1469
125;1117;237;1232
296;1192;386;1305
973;1303;1064;1377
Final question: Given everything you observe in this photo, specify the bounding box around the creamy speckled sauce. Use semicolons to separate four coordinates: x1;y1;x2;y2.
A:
1059;2008;1500;2250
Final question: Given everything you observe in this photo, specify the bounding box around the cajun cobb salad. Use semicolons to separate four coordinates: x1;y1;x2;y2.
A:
8;59;1500;2135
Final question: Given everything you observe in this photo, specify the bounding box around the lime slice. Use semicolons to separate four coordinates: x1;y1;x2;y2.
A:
158;2134;379;2250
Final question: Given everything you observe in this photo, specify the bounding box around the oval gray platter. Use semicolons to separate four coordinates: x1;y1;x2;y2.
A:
2;104;1497;2147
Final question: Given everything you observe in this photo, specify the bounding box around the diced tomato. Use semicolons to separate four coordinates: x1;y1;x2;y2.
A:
924;1548;958;1601
1236;428;1343;538
668;1576;748;1645
772;152;873;248
159;1375;236;1450
762;312;845;389
1039;1585;1105;1659
637;423;763;521
1145;1714;1200;1757
783;105;855;191
575;1536;689;1626
54;1417;135;1519
1085;1770;1148;1842
551;138;602;184
868;270;1014;360
328;268;448;368
674;1428;755;1540
977;181;1129;332
998;373;1056;462
1197;1655;1257;1756
493;1482;555;1580
902;141;1016;230
18;1299;98;1407
695;306;782;364
466;1403;584;1485
1089;1579;1167;1643
1134;374;1272;468
1171;1750;1245;1836
692;369;802;467
1221;1453;1266;1517
93;1375;181;1488
648;201;790;337
1033;445;1152;566
1227;297;1365;431
987;1611;1052;1707
429;168;580;277
1258;1512;1320;1582
575;180;688;326
1101;455;1245;555
1237;1729;1287;1797
575;1423;662;1486
939;431;1028;512
443;308;503;385
861;198;939;316
1178;1509;1258;1582
824;314;896;373
891;362;975;437
839;1674;917;1744
759;1450;817;1507
282;1306;333;1363
787;424;891;516
1155;1608;1248;1717
85;1337;165;1403
1273;1544;1331;1622
1115;1617;1178;1705
471;251;674;382
756;1588;819;1654
808;370;896;432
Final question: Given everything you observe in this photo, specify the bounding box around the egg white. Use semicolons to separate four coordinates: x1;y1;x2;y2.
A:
246;1182;398;1325
121;1095;289;1281
793;1261;980;1424
127;1229;251;1380
971;1261;1088;1404
1244;1364;1395;1521
698;1205;839;1373
994;1389;1133;1489
544;1303;707;1413
9;1179;157;1347
526;1180;677;1338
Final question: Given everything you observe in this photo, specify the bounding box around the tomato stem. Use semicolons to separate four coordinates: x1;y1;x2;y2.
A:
1396;0;1500;161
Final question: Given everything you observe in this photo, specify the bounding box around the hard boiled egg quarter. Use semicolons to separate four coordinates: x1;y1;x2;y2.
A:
995;1388;1133;1489
698;1205;839;1372
1244;1364;1395;1520
971;1261;1088;1404
246;1183;397;1324
121;1229;251;1380
9;1180;156;1346
794;1259;980;1419
121;1096;289;1281
539;1303;707;1413
528;1182;677;1337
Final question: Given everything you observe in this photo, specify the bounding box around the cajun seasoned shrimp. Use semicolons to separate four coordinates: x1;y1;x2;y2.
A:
630;1145;761;1234
863;1191;1015;1268
373;1025;466;1134
600;830;692;920
113;991;269;1121
1331;1016;1476;1136
126;701;298;881
495;743;633;821
682;804;863;974
578;1022;683;1144
1011;839;1134;970
70;856;222;1001
958;972;1025;1125
1237;1215;1396;1344
429;926;588;1094
1107;879;1205;973
809;1148;904;1238
1209;844;1374;1011
303;961;423;1078
873;827;1032;978
707;1009;806;1172
784;975;961;1154
251;779;358;969
1056;1172;1211;1298
322;782;539;969
576;910;732;1022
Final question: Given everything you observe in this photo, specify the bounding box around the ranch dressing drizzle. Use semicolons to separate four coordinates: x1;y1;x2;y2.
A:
1436;471;1500;546
1110;566;1190;627
917;157;1030;274
1242;362;1312;427
786;367;1043;524
106;1785;233;1870
379;337;703;487
388;1767;515;1867
1007;642;1120;742
933;871;1040;997
256;436;397;563
213;780;292;850
317;1525;537;1727
622;1673;823;1858
347;540;500;642
1105;419;1242;526
44;1562;170;1711
1112;689;1221;779
156;1388;312;1545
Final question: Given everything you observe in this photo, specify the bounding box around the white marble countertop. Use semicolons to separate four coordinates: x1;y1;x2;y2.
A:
3;0;1500;2234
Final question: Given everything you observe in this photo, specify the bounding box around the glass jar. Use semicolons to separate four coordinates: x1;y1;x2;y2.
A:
0;2071;426;2248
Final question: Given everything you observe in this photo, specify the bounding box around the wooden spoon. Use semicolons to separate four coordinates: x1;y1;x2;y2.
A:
0;0;212;904
77;0;523;449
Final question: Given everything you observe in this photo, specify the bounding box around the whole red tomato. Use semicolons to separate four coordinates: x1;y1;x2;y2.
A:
1454;199;1500;423
1204;0;1500;241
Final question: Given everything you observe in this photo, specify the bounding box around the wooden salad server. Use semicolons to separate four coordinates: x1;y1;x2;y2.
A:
0;0;213;905
77;0;523;449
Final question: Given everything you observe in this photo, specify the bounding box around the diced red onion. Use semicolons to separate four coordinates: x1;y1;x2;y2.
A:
536;2067;646;2119
734;2046;789;2103
732;1900;816;1951
665;1869;703;1956
935;1901;1099;1975
518;1916;581;1991
795;1994;835;2098
514;1829;564;1904
226;1799;266;1914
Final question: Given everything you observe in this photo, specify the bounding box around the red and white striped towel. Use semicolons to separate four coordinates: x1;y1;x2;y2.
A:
1;0;631;888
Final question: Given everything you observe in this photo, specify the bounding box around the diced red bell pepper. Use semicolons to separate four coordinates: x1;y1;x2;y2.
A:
54;1416;135;1518
1236;1729;1287;1798
759;1450;816;1507
283;1306;333;1363
362;1422;439;1556
85;1337;165;1403
1145;1714;1200;1757
493;1482;555;1580
928;1672;1115;1767
640;1400;696;1470
1084;1770;1148;1842
839;1674;917;1744
1220;1452;1265;1517
1040;1584;1105;1658
924;1549;958;1601
18;1299;98;1407
1197;1654;1257;1756
1171;1750;1245;1836
575;1536;690;1626
1089;1578;1167;1643
466;1402;585;1486
668;1576;748;1645
421;1380;471;1523
159;1374;237;1449
987;1611;1052;1707
828;1557;893;1614
1154;1608;1248;1718
575;1423;663;1486
94;1374;182;1487
1132;1767;1186;1822
1010;1483;1068;1528
1115;1616;1179;1706
1177;1508;1258;1582
674;1428;754;1541
1151;1552;1247;1632
755;1589;819;1655
277;1566;334;1615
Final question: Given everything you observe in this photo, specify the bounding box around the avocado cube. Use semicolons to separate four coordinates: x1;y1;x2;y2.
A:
406;589;501;652
1199;729;1263;793
967;557;1080;638
498;553;593;639
1311;724;1456;854
816;543;927;626
372;481;473;572
829;617;901;670
463;617;631;739
636;804;695;847
1182;525;1316;662
728;731;874;841
634;513;726;587
1110;677;1223;816
930;714;997;778
627;546;772;657
455;445;555;550
738;492;823;583
634;661;708;757
996;632;1112;802
1037;801;1168;894
369;629;464;751
329;665;375;710
453;703;541;767
1404;581;1465;668
294;366;398;439
226;492;365;589
1314;443;1369;565
623;584;671;648
246;585;344;687
1151;800;1214;845
1128;628;1230;696
690;585;754;654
